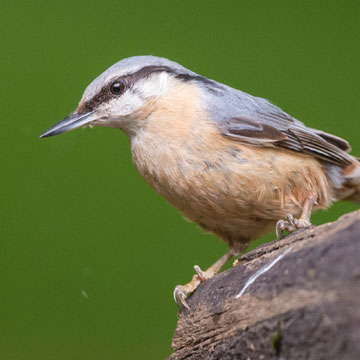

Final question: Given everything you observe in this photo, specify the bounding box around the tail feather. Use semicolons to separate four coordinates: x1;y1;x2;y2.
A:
342;160;360;204
326;159;360;205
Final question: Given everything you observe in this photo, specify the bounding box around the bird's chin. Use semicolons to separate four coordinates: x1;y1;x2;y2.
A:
90;117;125;130
83;121;96;129
84;119;99;128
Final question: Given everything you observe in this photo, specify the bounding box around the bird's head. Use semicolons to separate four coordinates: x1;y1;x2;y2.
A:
40;56;216;138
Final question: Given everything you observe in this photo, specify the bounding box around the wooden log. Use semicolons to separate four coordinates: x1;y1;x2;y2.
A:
169;210;360;360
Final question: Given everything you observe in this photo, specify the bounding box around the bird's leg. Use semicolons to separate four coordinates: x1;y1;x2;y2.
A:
173;248;237;310
276;197;316;240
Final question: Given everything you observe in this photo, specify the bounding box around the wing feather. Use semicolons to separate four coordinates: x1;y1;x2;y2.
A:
202;80;353;167
222;111;353;167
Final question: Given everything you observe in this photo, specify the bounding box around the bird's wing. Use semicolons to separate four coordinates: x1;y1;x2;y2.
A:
221;109;352;167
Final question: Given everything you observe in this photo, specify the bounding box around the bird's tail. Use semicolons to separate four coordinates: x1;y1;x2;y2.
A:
340;159;360;204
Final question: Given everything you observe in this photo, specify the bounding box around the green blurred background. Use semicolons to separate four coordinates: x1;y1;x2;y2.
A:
1;1;359;359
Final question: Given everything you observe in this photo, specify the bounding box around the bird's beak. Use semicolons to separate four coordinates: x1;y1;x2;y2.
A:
40;110;96;138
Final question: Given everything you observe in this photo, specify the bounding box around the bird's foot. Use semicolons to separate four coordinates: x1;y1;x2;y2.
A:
276;214;311;240
174;249;236;310
173;265;217;310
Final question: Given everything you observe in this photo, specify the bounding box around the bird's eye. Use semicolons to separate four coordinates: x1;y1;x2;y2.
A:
110;81;125;95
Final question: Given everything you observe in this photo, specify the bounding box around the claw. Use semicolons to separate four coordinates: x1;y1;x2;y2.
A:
276;219;285;240
287;214;296;227
276;212;312;240
193;265;206;281
173;285;191;310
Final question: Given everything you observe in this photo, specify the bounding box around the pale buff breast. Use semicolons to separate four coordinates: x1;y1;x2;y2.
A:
129;81;333;245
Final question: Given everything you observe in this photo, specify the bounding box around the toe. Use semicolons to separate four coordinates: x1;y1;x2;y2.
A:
287;214;297;227
194;265;214;281
297;218;312;228
276;216;299;240
276;219;286;240
193;265;206;281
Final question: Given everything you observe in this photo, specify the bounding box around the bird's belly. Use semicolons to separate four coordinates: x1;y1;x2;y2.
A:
131;137;331;244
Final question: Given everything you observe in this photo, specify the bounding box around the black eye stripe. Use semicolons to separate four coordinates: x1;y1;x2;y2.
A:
77;65;222;114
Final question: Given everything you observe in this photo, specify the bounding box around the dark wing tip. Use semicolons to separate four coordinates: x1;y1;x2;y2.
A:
314;130;351;153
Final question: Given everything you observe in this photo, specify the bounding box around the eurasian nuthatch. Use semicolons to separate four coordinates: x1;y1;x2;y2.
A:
41;56;360;309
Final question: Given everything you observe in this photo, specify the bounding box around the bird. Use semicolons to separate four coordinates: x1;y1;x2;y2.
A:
40;55;360;310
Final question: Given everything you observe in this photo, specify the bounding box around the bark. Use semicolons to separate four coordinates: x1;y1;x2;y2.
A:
169;210;360;360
